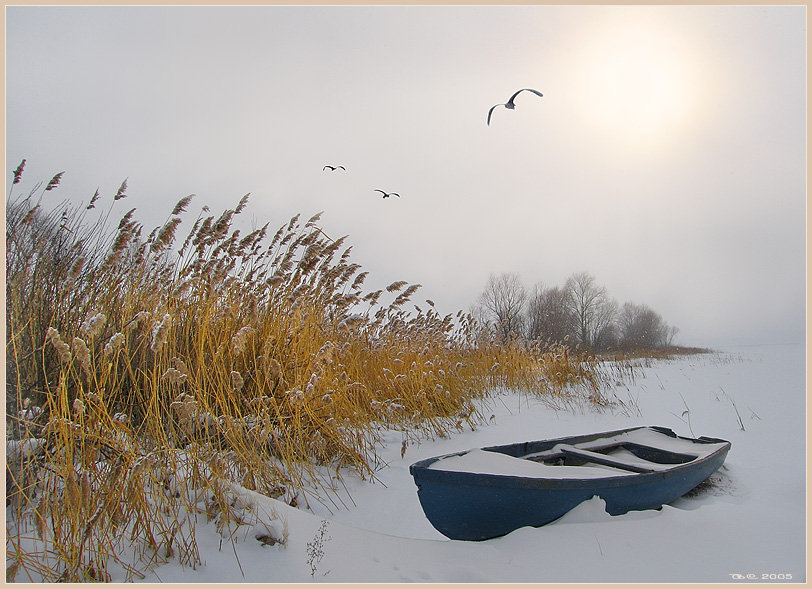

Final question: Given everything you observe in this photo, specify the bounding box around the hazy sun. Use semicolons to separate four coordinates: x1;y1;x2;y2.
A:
576;19;697;148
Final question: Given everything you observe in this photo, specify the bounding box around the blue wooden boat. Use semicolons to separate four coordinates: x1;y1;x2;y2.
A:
409;425;731;541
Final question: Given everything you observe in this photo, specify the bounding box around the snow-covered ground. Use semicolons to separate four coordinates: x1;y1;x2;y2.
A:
137;343;806;583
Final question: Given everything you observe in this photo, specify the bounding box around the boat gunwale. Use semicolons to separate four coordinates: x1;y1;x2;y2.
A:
409;426;731;488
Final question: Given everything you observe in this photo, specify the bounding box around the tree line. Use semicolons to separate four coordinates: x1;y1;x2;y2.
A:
473;271;679;353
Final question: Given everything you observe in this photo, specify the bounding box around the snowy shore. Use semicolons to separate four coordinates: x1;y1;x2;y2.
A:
137;343;806;583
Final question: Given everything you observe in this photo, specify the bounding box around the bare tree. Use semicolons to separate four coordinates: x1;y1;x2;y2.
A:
666;325;680;346
525;283;572;347
479;269;677;352
564;272;617;351
592;298;619;351
466;303;494;343
618;302;669;349
476;272;527;343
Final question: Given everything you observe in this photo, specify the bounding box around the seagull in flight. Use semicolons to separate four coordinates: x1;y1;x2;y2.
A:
374;189;400;199
487;88;544;126
323;165;346;171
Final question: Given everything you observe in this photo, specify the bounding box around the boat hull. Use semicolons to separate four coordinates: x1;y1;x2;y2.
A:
409;426;730;541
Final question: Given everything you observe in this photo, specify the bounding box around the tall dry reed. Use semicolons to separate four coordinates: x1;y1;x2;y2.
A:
6;163;620;581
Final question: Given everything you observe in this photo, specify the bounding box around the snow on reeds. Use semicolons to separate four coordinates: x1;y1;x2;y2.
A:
5;163;634;582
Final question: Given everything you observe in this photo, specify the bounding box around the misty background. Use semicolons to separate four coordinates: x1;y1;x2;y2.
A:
5;5;806;348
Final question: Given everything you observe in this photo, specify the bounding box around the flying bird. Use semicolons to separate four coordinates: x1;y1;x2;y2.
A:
374;189;400;199
323;165;346;171
487;88;544;126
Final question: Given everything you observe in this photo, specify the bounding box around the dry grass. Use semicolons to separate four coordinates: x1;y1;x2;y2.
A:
6;164;624;581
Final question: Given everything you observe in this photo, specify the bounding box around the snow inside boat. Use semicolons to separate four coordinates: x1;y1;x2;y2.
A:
409;425;731;541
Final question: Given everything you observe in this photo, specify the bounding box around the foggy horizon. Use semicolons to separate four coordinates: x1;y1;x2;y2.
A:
5;5;806;348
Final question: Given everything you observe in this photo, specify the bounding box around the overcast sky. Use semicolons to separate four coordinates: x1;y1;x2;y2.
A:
5;5;806;347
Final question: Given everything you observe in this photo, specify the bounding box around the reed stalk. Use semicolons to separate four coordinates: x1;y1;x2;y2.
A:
6;164;623;581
